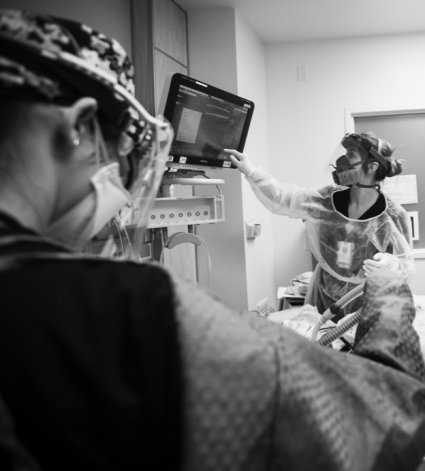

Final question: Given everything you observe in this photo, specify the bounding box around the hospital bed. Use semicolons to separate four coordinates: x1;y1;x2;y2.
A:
269;287;425;359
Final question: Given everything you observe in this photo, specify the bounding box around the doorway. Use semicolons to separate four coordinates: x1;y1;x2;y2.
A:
345;105;425;294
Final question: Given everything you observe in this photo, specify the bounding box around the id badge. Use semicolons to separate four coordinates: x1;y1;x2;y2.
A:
337;241;354;269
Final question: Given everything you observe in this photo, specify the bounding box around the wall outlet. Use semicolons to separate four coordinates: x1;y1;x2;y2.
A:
255;297;275;318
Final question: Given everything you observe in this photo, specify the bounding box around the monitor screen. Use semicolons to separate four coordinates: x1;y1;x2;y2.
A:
163;73;254;169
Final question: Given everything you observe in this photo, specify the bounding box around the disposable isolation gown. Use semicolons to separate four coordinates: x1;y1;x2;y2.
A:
245;169;414;314
176;268;425;471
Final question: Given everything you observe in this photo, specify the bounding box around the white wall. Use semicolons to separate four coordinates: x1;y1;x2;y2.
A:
234;12;276;309
265;33;425;295
187;8;249;309
187;8;275;309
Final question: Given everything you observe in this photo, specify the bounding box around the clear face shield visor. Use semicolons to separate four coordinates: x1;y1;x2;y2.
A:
52;50;174;259
327;134;366;186
90;116;173;259
118;115;173;259
87;110;173;259
116;111;174;259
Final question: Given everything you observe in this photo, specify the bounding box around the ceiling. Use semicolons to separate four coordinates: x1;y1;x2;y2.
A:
175;0;425;43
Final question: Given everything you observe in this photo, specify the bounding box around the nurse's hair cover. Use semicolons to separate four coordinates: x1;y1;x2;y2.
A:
342;131;403;179
0;10;137;138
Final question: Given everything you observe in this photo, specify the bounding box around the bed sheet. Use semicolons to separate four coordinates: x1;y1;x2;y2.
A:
268;295;425;357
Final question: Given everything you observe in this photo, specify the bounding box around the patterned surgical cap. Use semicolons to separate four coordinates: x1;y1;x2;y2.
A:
0;10;136;133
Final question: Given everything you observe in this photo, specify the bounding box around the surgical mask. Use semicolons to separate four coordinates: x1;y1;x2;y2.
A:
331;155;363;186
46;162;131;249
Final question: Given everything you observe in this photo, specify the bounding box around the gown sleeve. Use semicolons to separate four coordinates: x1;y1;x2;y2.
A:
173;269;425;471
385;197;415;276
245;167;322;219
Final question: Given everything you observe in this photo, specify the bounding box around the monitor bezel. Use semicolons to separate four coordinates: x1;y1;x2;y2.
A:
163;73;255;169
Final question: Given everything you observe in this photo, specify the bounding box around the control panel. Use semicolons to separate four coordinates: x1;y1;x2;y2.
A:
147;195;224;228
119;175;226;232
120;195;224;229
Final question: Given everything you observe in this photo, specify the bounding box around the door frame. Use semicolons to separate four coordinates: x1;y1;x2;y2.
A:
344;103;425;259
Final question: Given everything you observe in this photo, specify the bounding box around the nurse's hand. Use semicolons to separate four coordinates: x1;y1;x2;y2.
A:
363;252;400;276
224;149;256;177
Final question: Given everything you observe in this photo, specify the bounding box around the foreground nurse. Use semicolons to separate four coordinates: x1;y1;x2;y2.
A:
0;10;425;471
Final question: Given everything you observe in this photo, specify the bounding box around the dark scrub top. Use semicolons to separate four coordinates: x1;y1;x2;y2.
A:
333;187;386;219
0;211;182;471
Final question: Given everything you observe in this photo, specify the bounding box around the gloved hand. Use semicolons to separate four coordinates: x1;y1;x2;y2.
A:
224;149;256;177
363;252;400;276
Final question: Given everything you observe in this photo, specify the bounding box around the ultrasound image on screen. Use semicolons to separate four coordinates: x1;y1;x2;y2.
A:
170;85;249;160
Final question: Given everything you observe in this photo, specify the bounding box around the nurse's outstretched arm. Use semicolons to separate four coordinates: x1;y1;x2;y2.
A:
224;148;316;218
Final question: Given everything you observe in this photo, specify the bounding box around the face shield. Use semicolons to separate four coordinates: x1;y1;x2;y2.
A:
52;37;174;260
88;82;173;259
327;137;362;186
115;109;174;259
328;133;378;186
328;133;393;188
42;43;174;259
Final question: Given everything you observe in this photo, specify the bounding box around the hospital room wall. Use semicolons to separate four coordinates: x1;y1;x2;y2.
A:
264;33;425;296
234;13;276;311
187;8;276;310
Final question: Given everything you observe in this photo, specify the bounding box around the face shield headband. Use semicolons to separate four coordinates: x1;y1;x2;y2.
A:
342;133;391;173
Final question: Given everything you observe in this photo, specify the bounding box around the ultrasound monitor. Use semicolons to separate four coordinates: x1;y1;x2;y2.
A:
163;73;254;171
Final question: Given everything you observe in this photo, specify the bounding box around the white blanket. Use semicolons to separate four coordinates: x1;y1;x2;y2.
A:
269;295;425;356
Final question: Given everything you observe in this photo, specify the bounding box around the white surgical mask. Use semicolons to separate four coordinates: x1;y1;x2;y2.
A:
46;162;131;249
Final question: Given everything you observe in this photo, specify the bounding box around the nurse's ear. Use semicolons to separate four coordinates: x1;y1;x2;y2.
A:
366;161;379;176
67;97;98;146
